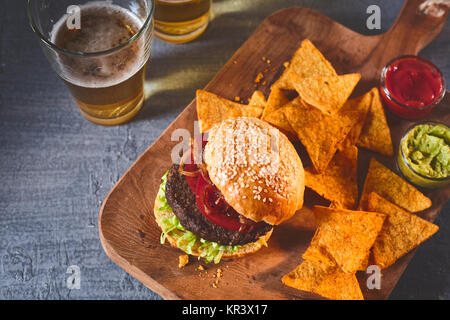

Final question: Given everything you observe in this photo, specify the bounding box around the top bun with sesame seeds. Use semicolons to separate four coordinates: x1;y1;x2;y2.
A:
204;117;305;225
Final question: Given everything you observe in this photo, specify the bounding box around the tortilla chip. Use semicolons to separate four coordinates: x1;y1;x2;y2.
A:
359;254;370;271
260;87;295;133
357;88;394;156
248;90;266;106
282;259;363;300
314;268;364;300
303;207;370;272
261;87;290;119
273;39;337;90
337;89;373;150
283;97;354;172
263;108;296;134
302;230;337;268
367;192;439;269
328;202;341;209
305;145;358;209
312;206;385;273
359;158;432;213
282;259;331;293
196;90;264;132
290;73;361;115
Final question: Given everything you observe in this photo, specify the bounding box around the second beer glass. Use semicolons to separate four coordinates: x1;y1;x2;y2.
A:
154;0;211;43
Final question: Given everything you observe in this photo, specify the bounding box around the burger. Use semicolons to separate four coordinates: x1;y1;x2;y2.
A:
154;117;305;263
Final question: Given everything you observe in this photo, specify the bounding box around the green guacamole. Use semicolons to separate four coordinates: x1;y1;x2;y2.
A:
401;123;450;179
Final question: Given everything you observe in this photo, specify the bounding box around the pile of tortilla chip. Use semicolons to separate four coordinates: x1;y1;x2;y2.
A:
193;38;438;300
283;186;437;300
357;158;437;269
283;159;436;300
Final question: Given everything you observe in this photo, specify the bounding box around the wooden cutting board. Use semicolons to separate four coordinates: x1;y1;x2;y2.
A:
99;0;449;300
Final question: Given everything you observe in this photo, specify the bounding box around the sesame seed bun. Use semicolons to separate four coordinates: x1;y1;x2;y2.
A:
204;117;305;225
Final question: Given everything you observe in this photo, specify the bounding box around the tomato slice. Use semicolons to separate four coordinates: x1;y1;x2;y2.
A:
182;144;201;191
183;163;199;191
195;172;243;232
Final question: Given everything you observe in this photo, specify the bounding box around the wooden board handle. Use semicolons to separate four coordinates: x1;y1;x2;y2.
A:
384;0;448;55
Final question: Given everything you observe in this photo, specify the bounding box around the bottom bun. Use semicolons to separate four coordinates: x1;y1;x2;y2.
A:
154;195;273;261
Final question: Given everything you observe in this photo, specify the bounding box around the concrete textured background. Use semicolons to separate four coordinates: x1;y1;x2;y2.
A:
0;0;449;300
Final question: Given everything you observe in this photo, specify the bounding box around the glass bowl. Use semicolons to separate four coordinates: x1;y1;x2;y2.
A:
380;55;446;119
397;121;450;189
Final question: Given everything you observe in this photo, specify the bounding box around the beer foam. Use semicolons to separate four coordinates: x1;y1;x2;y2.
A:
50;1;148;88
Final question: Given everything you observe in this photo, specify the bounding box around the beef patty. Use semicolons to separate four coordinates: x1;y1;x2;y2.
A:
164;165;272;246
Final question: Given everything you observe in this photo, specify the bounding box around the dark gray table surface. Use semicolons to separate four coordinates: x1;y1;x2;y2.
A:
0;0;448;300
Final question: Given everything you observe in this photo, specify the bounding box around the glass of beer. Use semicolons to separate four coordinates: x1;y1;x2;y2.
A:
154;0;211;43
27;0;154;125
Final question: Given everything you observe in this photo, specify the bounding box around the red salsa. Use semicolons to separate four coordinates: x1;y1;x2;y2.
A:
380;55;445;119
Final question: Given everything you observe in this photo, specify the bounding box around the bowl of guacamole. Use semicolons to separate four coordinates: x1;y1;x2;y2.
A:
398;121;450;188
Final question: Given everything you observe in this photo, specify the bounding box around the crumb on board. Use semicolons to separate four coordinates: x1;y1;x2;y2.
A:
234;96;240;102
283;61;290;68
210;268;223;288
198;265;205;271
254;72;263;84
178;255;189;268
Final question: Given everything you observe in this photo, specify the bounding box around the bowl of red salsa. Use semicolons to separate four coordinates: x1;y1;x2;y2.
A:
380;55;446;119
